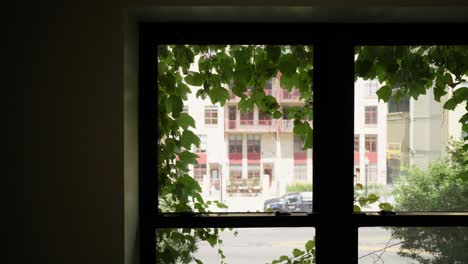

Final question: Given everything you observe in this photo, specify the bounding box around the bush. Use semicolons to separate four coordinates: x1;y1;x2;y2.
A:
391;140;468;264
286;182;312;192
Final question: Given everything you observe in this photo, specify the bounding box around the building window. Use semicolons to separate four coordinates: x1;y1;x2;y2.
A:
365;106;377;125
229;165;242;181
354;135;359;152
366;163;378;182
264;80;273;95
247;134;260;153
193;134;207;152
205;106;218;125
240;109;254;125
294;135;307;162
294;164;307;181
258;110;272;125
228;106;237;129
182;105;189;114
365;135;377;152
229;135;242;153
247;165;261;180
193;164;207;182
366;80;378;97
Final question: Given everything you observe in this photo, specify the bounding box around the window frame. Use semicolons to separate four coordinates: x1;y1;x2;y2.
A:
139;22;468;264
204;105;218;125
364;105;378;125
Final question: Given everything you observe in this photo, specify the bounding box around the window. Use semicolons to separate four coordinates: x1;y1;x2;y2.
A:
229;134;242;153
143;22;468;264
365;135;377;152
247;165;261;180
229;165;242;180
247;134;260;153
258;110;272;125
365;80;378;97
182;105;189;114
193;164;207;182
193;134;207;152
364;106;377;125
240;109;254;125
354;135;359;152
205;106;218;125
294;135;307;162
388;96;410;113
294;163;307;181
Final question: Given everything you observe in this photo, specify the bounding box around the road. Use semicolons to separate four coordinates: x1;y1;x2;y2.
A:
193;227;422;264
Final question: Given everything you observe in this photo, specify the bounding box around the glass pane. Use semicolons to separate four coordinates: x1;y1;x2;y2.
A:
359;227;468;264
157;228;315;264
158;45;313;213
354;46;468;212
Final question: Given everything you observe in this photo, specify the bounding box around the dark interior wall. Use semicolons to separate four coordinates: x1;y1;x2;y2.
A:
7;2;124;264
6;1;468;264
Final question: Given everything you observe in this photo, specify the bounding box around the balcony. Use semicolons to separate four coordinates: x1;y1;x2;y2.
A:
225;119;277;132
280;119;294;132
280;88;301;102
228;84;275;102
229;152;242;164
247;152;261;164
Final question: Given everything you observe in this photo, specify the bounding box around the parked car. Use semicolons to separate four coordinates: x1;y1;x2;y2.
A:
264;192;312;213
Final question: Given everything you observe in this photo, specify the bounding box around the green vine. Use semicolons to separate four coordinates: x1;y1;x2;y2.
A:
157;44;467;263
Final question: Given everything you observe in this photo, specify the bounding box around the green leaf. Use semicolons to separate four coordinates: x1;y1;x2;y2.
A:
209;87;230;106
353;205;361;213
185;71;204;86
173;45;194;71
273;111;282;119
376;85;392;102
159;72;176;93
278;54;298;76
279;255;290;262
168;95;183;117
292;248;304;258
443;98;458;110
176;113;196;129
194;258;203;264
305;240;315;252
378;202;394;211
368;193;379;204
355;183;363;190
238;98;254;112
433;84;448;102
180;130;200;149
206;236;217;247
358;197;368;207
178;151;198;167
443;87;468;110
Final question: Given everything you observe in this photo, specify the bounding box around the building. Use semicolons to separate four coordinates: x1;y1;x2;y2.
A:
186;73;313;202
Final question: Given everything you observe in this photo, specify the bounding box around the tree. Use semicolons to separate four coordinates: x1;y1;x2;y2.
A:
391;140;468;264
156;45;468;263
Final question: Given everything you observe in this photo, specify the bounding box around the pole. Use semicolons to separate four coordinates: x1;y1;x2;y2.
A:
365;164;368;197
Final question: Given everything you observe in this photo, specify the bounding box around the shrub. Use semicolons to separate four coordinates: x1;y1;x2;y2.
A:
286;182;313;192
391;140;468;264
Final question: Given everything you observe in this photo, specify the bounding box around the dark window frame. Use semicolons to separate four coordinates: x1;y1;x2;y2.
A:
139;22;468;264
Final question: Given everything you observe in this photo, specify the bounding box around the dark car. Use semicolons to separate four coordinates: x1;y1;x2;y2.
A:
264;192;312;213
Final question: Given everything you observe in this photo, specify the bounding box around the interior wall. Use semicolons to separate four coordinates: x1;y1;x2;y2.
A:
7;2;468;264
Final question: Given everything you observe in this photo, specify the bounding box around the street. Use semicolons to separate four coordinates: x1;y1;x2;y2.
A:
193;227;422;264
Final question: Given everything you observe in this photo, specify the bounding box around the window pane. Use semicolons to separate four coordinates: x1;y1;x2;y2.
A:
354;46;468;212
157;228;315;264
158;45;313;213
359;227;468;264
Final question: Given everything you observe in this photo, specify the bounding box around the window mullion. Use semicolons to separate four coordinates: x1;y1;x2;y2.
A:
313;41;357;263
